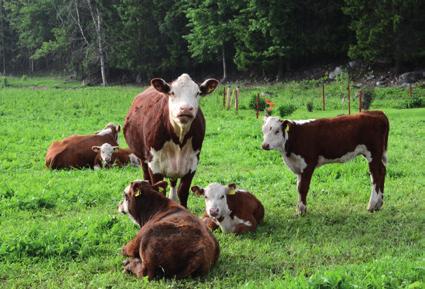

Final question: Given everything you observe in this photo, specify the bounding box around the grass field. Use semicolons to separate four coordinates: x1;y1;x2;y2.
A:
0;76;424;288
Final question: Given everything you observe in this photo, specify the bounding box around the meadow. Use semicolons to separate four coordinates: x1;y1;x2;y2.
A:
0;76;424;288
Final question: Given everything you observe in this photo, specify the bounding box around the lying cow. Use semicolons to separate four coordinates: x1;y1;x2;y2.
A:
124;73;219;207
261;111;389;215
118;180;220;280
45;123;120;169
191;183;264;234
92;143;141;169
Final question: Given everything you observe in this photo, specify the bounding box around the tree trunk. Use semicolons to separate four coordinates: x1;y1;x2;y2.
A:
221;45;227;82
87;0;107;86
0;0;5;75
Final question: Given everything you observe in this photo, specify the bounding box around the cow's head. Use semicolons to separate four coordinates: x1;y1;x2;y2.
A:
262;116;290;151
96;123;121;142
118;180;168;227
192;183;237;220
151;74;219;127
91;143;119;166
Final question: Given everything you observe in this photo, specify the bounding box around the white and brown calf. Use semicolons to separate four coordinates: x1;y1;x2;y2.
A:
191;183;265;234
261;111;389;215
92;143;141;169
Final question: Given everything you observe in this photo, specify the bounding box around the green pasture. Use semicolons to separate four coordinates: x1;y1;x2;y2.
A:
0;77;424;288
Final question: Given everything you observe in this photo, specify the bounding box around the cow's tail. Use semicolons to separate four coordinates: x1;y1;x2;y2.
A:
382;113;389;166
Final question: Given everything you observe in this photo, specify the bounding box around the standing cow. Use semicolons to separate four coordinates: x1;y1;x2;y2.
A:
45;123;120;169
124;74;219;207
261;111;389;215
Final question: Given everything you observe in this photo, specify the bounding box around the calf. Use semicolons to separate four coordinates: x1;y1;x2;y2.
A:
261;111;389;215
45;123;120;169
124;73;219;207
92;143;141;169
118;180;219;280
191;183;265;234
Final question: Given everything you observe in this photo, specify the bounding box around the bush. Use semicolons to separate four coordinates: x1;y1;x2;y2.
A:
249;94;266;111
278;104;297;118
1;77;8;88
362;88;374;110
306;101;314;112
400;95;425;109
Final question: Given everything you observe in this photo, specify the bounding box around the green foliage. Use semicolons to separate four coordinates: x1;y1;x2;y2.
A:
399;95;425;109
306;100;314;112
0;77;425;288
279;104;297;117
249;94;266;111
362;87;375;110
1;76;7;87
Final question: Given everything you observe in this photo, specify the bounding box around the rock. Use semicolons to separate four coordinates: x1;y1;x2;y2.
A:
328;66;343;80
399;70;425;84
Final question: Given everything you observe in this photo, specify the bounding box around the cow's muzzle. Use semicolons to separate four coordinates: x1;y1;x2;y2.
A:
262;143;271;150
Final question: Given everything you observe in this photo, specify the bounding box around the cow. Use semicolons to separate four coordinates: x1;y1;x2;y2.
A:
118;180;220;280
91;143;141;169
261;111;389;215
124;73;219;207
45;123;121;169
191;183;265;234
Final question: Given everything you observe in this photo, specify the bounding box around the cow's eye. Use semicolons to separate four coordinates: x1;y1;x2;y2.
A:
125;194;128;200
275;130;279;135
204;195;207;199
170;91;175;96
220;195;224;199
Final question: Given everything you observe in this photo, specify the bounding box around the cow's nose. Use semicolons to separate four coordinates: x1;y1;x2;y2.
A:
262;143;270;150
209;208;219;217
180;106;194;112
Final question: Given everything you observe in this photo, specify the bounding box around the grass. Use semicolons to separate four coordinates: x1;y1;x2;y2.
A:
0;76;424;288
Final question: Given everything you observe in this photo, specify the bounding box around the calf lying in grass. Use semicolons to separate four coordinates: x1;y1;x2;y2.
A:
191;183;264;234
91;143;141;169
261;111;389;215
118;180;219;280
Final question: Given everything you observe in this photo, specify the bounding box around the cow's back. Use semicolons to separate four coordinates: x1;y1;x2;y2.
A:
45;134;118;169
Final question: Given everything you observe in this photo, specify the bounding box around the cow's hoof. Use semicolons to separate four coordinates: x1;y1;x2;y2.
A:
368;192;383;212
296;202;307;216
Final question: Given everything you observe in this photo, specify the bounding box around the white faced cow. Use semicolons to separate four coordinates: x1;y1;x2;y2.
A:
92;143;141;169
124;74;219;207
261;111;389;215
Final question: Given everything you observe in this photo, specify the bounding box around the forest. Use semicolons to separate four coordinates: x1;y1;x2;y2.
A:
0;0;425;84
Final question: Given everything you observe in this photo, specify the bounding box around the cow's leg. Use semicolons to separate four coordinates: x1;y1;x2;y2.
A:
141;162;150;181
177;171;195;208
122;230;143;258
368;158;386;212
296;168;314;215
168;178;178;201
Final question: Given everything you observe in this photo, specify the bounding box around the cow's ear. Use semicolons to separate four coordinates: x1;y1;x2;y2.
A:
116;125;121;133
92;146;100;152
112;146;120;152
200;79;219;96
227;183;237;195
281;120;291;133
130;181;144;197
191;186;204;196
152;180;168;195
151;78;171;94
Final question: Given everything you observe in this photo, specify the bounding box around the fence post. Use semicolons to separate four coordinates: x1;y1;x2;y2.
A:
358;90;363;112
226;86;232;110
235;86;239;113
347;80;351;115
223;86;227;108
322;83;325;111
409;84;413;97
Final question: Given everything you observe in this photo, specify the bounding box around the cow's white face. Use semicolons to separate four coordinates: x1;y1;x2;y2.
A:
192;183;234;220
92;143;119;165
262;116;286;150
151;74;219;127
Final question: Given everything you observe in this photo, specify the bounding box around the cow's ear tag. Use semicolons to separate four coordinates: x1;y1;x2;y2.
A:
134;190;141;197
285;125;290;133
227;188;236;195
158;186;165;194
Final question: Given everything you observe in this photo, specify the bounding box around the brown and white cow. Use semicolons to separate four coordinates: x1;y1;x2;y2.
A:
118;180;220;280
124;73;219;207
191;183;265;234
45;123;120;169
91;143;141;169
261;111;389;215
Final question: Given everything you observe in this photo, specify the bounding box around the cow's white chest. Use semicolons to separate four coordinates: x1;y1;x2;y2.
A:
216;215;251;233
148;138;199;178
282;152;307;174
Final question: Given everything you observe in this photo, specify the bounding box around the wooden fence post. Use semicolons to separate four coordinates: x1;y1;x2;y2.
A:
358;90;363;112
256;93;260;119
235;86;239;113
409;84;413;97
347;80;351;115
223;86;227;108
226;86;232;110
322;83;325;111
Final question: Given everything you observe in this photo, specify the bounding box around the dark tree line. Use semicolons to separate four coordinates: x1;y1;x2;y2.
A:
0;0;424;83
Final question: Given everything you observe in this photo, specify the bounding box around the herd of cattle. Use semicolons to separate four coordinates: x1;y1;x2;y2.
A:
44;73;389;280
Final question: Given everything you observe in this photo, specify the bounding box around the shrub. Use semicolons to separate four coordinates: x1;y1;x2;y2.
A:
362;88;374;110
1;77;8;88
306;100;314;112
249;94;266;111
400;95;425;109
278;104;297;117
